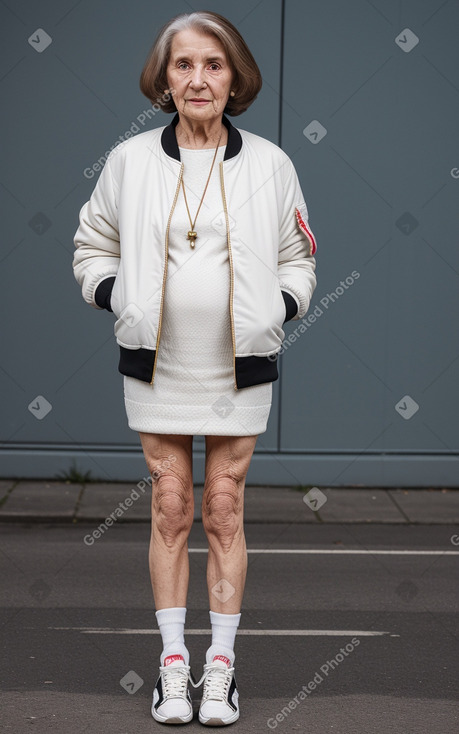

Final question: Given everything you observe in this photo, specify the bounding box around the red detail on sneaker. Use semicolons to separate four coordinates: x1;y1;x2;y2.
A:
213;654;231;667
164;654;185;666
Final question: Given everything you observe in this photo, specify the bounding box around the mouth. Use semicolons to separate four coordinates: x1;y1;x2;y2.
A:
187;98;211;105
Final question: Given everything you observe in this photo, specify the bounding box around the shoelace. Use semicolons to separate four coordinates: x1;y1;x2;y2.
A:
193;663;234;701
159;664;191;698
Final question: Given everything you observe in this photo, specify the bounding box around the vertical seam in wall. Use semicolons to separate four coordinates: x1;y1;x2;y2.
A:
277;0;286;453
278;0;285;148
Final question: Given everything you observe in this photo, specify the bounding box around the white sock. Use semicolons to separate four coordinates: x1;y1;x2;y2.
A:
155;606;189;666
206;610;241;666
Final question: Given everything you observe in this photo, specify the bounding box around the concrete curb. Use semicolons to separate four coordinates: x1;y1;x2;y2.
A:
0;481;458;524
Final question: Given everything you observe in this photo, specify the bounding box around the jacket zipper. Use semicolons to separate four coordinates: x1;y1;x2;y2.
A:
219;161;238;391
150;163;184;385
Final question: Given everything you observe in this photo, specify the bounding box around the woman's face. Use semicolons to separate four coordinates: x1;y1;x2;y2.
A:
166;28;233;123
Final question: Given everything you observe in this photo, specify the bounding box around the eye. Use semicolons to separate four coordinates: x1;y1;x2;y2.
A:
177;61;190;70
208;63;221;71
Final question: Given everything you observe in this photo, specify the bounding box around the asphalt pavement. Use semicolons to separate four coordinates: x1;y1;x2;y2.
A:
1;484;458;733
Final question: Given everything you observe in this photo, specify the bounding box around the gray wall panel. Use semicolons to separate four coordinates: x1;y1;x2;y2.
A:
279;0;459;482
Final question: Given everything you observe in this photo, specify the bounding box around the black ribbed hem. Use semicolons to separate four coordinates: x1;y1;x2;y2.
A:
117;345;278;389
235;355;279;388
118;345;156;383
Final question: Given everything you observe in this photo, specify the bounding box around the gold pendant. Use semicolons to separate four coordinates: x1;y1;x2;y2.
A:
187;230;197;248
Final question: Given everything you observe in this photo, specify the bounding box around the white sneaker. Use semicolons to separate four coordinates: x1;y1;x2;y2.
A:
151;654;193;724
197;654;239;726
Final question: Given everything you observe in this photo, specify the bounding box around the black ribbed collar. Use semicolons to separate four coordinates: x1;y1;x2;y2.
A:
161;112;242;161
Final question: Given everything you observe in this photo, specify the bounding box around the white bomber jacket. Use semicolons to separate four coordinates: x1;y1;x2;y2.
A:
73;113;317;390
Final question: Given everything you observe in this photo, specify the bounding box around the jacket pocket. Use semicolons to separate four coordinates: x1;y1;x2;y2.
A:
271;283;286;342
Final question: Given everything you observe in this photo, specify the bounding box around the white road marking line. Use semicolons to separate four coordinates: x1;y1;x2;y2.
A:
48;628;390;636
188;549;459;555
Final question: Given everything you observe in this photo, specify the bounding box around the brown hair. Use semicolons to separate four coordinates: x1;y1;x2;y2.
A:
139;11;262;116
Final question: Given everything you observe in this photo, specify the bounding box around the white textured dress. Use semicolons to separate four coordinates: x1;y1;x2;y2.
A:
123;144;273;436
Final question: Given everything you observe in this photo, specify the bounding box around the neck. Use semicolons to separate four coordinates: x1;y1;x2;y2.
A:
176;115;227;149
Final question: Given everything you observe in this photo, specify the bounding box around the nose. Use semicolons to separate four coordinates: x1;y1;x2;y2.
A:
189;65;206;90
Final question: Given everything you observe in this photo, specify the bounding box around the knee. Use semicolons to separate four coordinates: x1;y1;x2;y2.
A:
152;474;193;547
202;475;243;551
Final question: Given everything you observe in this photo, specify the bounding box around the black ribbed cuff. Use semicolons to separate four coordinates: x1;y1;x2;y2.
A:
281;290;298;323
95;276;116;311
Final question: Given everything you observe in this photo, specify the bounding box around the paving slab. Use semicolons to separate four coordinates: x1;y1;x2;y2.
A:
0;480;16;500
313;488;406;523
388;488;459;523
0;482;80;519
0;481;458;525
245;486;320;522
193;486;320;523
76;482;152;521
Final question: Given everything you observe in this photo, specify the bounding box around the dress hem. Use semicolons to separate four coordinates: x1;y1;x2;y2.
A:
124;397;271;436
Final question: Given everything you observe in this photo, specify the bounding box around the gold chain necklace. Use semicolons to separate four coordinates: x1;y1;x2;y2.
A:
181;129;223;249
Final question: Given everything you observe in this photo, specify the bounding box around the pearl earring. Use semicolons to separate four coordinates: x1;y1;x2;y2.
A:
230;90;235;97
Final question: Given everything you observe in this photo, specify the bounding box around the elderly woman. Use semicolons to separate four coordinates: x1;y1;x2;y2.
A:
73;10;317;727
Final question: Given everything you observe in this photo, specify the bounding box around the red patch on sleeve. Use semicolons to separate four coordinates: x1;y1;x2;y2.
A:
295;207;317;255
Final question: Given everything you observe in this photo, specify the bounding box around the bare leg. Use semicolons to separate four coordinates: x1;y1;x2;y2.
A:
139;432;194;609
201;434;258;614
